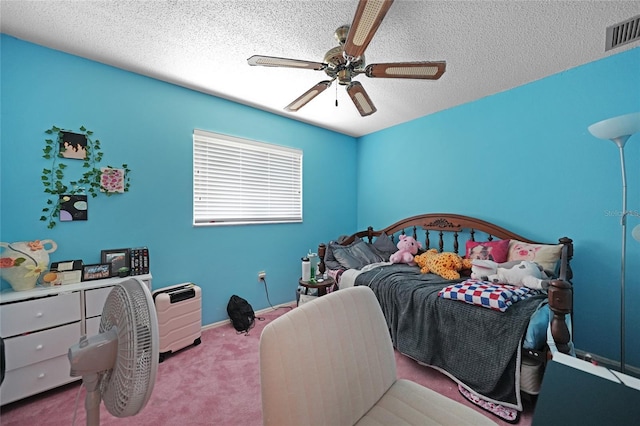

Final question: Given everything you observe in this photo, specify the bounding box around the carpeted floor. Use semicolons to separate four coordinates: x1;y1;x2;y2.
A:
0;303;533;425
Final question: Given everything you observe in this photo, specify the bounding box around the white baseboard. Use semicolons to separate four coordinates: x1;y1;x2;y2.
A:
201;301;296;332
575;348;640;377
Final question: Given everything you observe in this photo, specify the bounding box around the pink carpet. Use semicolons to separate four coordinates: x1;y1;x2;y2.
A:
0;304;533;425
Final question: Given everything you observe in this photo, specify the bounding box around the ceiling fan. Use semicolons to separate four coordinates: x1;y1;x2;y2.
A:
247;0;446;117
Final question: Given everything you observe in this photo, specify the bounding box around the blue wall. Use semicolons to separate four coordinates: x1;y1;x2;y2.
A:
356;47;640;369
2;33;639;369
0;35;357;325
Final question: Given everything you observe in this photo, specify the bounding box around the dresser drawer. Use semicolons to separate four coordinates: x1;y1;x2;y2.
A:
0;292;81;337
0;354;80;406
85;286;114;318
4;321;81;371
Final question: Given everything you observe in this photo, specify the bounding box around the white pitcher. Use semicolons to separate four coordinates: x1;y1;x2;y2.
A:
0;240;58;291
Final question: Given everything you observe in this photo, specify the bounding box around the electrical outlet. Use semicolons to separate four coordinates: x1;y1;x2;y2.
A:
258;271;266;282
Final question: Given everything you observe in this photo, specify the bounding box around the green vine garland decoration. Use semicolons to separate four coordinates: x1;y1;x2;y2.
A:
40;125;131;229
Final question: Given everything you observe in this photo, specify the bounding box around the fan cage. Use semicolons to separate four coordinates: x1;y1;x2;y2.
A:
99;279;157;417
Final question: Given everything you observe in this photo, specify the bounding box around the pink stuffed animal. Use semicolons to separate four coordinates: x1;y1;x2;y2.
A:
389;235;422;266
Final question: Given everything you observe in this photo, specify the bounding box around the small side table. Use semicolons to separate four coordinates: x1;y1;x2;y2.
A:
298;276;336;297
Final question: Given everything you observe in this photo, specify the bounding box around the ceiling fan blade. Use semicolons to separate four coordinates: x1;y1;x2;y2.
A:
247;55;326;71
346;81;377;116
284;80;333;112
343;0;395;61
365;61;446;79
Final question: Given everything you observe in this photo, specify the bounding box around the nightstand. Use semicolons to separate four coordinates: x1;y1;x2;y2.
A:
298;276;336;297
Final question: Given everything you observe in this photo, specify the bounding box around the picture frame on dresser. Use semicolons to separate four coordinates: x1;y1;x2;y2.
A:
81;263;111;281
100;248;130;277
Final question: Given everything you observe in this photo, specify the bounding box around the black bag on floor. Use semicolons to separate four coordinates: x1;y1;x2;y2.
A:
227;295;258;335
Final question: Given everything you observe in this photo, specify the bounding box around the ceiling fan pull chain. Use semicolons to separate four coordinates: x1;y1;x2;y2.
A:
335;83;338;107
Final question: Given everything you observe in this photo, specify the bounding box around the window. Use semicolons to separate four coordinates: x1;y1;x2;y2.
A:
193;130;302;226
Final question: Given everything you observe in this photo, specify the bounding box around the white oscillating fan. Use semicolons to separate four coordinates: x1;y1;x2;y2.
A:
68;278;159;426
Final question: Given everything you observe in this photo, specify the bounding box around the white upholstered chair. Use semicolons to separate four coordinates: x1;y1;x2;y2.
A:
259;285;497;425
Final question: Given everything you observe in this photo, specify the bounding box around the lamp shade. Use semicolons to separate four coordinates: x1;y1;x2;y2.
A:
588;112;640;145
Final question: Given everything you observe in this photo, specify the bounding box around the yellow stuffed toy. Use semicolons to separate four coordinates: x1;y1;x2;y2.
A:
414;249;473;280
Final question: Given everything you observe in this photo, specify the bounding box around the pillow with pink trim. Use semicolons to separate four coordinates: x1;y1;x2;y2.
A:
465;239;510;263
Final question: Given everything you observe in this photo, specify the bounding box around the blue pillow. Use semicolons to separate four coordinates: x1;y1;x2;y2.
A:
524;303;550;350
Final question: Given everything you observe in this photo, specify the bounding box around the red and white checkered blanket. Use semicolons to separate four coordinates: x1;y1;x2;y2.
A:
439;279;539;312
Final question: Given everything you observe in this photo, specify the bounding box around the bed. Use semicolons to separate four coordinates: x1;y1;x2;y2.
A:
316;213;573;417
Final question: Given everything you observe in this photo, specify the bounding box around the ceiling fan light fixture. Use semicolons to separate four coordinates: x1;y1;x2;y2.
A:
347;81;377;116
337;68;354;85
344;0;394;60
285;80;332;112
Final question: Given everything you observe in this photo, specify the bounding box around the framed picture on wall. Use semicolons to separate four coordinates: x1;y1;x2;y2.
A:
100;167;126;193
100;248;131;277
82;263;111;281
60;131;88;160
59;194;88;222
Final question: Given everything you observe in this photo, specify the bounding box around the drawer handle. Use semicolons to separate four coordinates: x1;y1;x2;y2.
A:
38;373;46;379
36;344;43;350
36;312;43;318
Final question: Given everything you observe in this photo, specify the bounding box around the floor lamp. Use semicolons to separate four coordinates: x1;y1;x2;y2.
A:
588;111;640;374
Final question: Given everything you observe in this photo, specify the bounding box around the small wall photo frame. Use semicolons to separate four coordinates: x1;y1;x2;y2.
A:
60;131;88;160
100;167;126;193
59;194;88;222
100;248;131;277
82;263;111;281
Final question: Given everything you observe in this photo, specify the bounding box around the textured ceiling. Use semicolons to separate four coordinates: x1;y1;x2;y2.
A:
1;0;639;137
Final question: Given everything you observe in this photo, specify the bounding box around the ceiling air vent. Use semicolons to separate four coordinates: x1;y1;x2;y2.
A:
605;15;640;51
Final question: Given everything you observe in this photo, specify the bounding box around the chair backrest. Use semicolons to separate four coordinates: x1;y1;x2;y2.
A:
260;286;396;426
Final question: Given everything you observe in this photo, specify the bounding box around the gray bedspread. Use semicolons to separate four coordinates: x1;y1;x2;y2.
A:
354;263;546;409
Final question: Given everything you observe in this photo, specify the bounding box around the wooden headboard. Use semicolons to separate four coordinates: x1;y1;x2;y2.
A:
317;213;574;354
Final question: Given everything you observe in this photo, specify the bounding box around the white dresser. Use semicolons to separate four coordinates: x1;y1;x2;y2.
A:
0;274;151;405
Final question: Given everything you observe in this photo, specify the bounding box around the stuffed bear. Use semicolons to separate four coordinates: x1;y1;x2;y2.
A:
414;249;473;280
472;259;550;290
389;235;422;266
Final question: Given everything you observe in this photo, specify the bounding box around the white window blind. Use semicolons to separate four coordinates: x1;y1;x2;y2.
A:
193;129;302;226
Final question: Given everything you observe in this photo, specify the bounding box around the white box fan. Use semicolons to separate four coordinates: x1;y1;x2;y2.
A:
68;278;159;425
